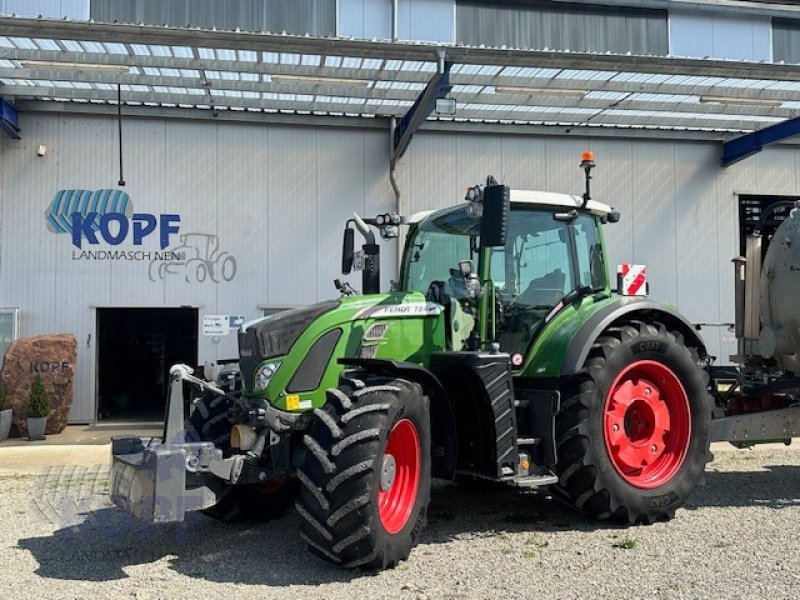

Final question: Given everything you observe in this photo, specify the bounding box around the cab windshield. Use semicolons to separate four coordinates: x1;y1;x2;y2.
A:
402;205;606;356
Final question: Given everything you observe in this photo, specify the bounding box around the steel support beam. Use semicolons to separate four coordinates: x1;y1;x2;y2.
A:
0;97;20;139
393;60;452;163
722;116;800;167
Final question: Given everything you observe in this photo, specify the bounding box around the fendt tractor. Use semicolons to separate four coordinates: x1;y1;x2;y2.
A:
109;152;799;570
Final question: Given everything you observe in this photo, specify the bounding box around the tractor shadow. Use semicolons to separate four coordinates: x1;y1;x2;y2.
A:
689;464;800;510
16;464;800;586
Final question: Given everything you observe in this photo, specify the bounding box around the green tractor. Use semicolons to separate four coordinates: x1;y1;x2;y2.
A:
110;153;712;570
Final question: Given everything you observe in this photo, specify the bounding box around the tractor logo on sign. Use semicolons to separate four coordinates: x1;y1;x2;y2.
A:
148;233;237;284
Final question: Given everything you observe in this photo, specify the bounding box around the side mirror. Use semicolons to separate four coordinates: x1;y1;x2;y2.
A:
342;228;355;274
480;184;510;247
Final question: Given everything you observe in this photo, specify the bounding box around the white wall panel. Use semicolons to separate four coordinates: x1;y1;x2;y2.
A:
0;0;89;18
267;127;319;306
213;122;270;361
631;142;678;306
339;0;392;39
500;136;547;193
673;143;720;325
670;11;771;61
406;133;457;215
397;0;454;43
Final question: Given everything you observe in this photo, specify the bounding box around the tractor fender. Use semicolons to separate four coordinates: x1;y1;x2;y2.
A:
338;358;457;480
560;297;707;377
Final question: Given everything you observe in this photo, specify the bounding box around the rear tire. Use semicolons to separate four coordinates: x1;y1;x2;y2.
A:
186;392;297;522
553;319;712;524
296;372;431;570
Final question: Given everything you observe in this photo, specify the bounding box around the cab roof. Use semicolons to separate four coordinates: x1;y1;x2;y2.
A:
510;190;612;216
409;189;613;223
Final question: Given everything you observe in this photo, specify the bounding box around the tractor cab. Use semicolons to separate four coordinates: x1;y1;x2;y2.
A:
400;189;614;362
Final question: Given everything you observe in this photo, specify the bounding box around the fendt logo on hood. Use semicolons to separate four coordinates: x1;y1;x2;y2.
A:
45;189;180;249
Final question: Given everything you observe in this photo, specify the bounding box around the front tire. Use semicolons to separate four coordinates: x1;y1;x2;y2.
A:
553;319;712;524
296;372;431;570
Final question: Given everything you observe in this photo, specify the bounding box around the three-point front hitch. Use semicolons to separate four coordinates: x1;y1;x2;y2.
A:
109;364;292;523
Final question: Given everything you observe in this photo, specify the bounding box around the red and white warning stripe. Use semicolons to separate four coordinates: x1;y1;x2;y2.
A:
618;264;647;296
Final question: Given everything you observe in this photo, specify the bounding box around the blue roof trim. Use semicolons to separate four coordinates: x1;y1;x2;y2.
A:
722;116;800;167
0;97;20;140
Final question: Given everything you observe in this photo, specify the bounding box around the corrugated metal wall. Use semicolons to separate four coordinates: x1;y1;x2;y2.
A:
457;1;668;54
774;18;800;64
0;114;396;422
90;0;336;35
4;112;800;422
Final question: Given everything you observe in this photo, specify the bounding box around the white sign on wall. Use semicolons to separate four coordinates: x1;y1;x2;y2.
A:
204;314;246;336
203;315;229;336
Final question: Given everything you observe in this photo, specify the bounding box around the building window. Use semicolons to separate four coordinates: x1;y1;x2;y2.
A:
456;0;668;55
738;195;799;260
773;19;800;64
90;0;336;35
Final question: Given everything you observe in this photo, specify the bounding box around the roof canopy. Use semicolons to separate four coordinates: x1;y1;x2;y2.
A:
2;17;800;135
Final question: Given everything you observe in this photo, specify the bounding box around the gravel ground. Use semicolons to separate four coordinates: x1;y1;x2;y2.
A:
0;445;798;600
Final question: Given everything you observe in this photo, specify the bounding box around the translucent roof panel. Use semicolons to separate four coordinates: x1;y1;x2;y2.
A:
2;17;800;135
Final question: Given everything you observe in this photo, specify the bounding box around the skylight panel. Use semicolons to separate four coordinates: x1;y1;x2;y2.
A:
10;37;36;49
171;46;193;58
148;45;172;57
103;42;128;55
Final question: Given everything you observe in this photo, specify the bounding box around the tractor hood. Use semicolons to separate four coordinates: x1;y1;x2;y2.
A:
238;301;339;391
239;292;447;409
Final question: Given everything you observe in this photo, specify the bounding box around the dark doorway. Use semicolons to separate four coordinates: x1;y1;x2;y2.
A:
97;307;198;420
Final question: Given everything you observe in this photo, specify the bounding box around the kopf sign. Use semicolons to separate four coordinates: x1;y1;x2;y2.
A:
71;212;180;249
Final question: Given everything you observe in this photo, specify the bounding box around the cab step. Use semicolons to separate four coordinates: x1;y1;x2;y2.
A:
511;472;559;488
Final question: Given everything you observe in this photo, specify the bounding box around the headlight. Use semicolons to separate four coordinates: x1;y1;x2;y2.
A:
253;361;280;392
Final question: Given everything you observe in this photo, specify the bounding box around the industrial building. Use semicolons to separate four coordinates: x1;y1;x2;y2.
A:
2;0;800;423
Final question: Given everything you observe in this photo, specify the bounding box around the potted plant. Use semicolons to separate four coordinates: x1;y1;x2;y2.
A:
26;376;51;441
0;381;11;441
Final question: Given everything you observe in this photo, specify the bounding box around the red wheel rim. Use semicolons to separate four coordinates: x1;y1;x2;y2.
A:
378;419;421;534
603;360;691;489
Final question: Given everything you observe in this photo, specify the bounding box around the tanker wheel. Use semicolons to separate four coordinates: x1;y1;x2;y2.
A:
296;372;431;570
554;319;712;524
185;392;297;522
